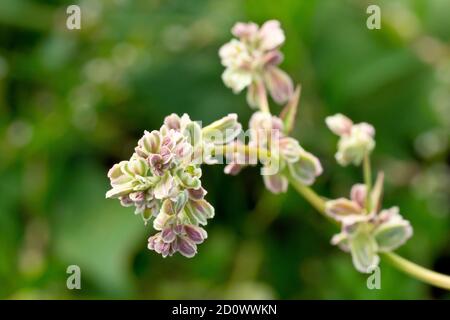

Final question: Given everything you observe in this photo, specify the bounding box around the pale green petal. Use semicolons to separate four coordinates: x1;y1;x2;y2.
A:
349;230;380;273
374;208;413;252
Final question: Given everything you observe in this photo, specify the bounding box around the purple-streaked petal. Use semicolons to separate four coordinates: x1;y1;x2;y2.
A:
177;236;197;258
263;66;293;105
164;114;181;130
184;225;208;244
187;187;207;201
161;227;176;243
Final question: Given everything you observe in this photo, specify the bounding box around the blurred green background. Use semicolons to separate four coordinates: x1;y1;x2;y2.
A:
0;0;449;299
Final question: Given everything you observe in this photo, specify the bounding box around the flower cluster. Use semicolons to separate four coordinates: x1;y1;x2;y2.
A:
106;113;241;257
219;20;293;110
219;21;322;193
325;173;413;273
224;110;322;194
325;113;375;166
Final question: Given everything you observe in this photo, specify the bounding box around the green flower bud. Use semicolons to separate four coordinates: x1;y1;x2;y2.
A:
183;121;202;148
202;113;242;145
136;130;161;157
287;150;322;186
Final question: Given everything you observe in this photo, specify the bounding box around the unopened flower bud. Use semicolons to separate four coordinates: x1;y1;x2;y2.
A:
184;225;208;244
202;113;242;145
258;20;285;51
263;66;293;104
325;114;353;136
350;184;367;209
136;130;161;157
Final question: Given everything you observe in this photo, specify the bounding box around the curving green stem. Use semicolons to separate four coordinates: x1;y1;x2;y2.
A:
214;144;450;290
213;144;275;163
382;252;450;290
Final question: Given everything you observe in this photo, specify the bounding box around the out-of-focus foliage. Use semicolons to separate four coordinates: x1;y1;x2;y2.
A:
0;0;449;299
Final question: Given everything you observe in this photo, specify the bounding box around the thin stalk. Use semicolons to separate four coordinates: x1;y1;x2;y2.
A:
287;176;327;218
382;252;450;290
213;144;275;163
363;153;372;212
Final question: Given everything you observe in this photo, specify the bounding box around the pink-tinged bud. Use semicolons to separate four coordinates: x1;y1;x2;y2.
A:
161;227;176;243
187;187;207;200
356;122;375;137
164;114;181;130
279;137;301;163
263;66;293;105
263;172;288;194
249;111;283;132
325;114;353;136
149;154;165;176
224;163;244;176
136;130;161;157
177;236;197;258
231;22;258;40
350;184;367;209
271;115;284;132
119;195;134;207
184;225;207;244
148;234;172;258
258;20;285;51
330;232;350;252
184;199;215;225
174;142;193;162
261;50;284;66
